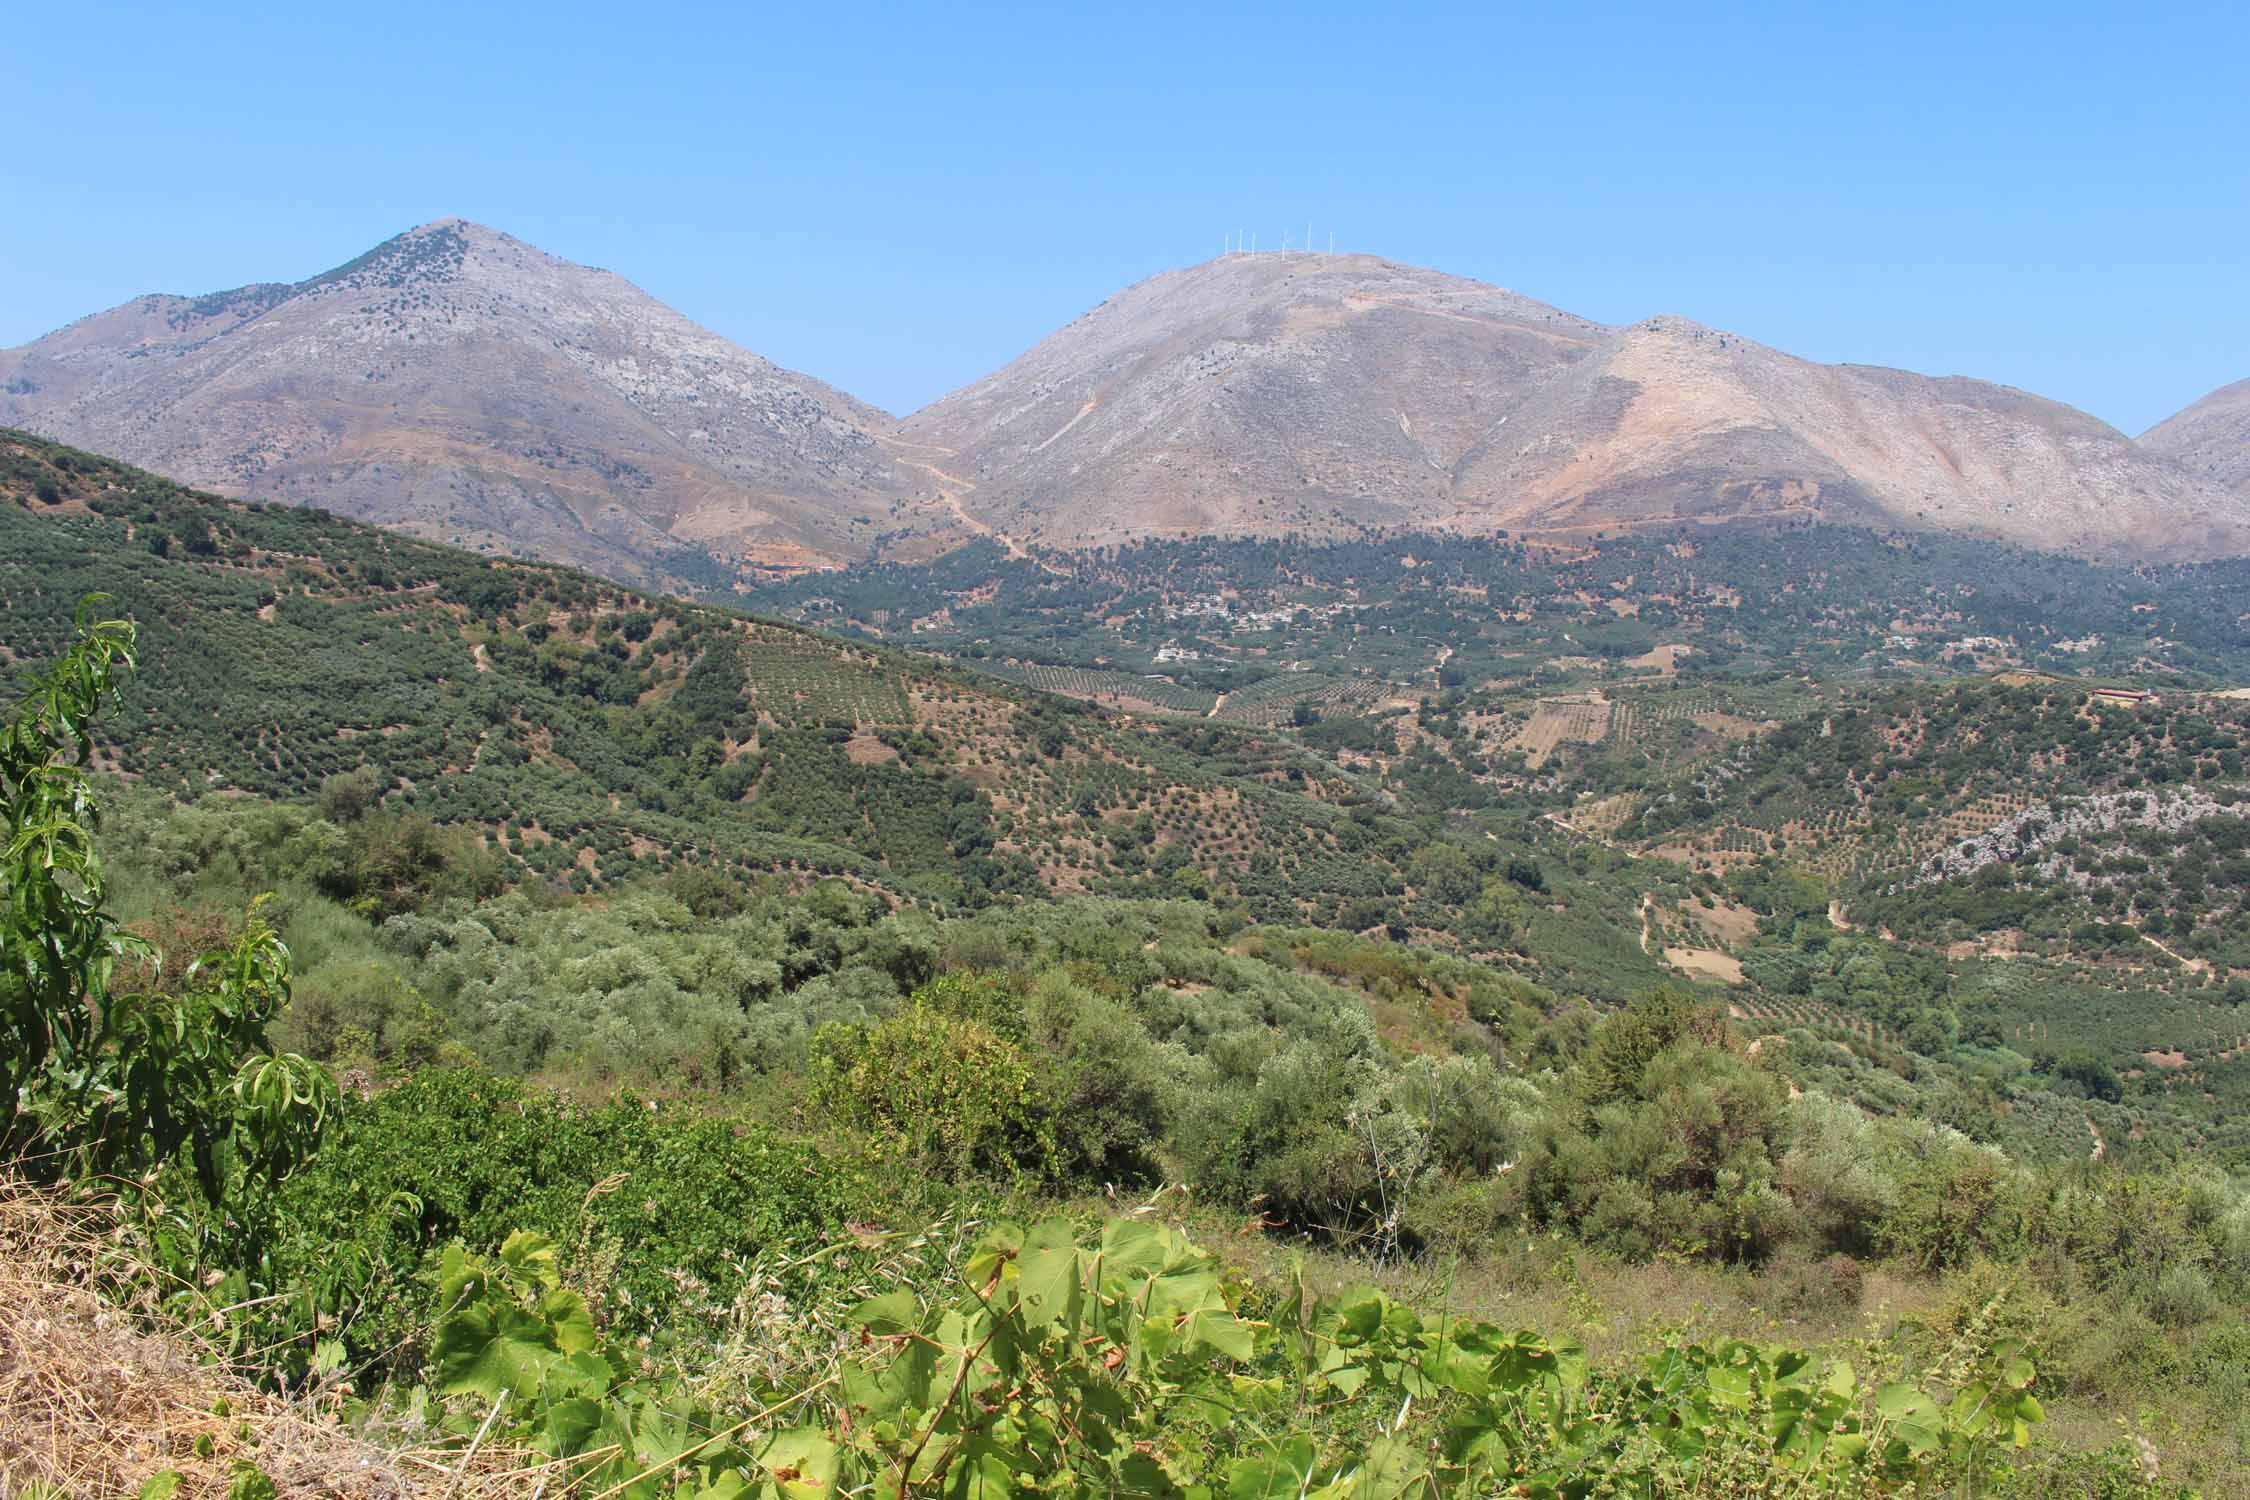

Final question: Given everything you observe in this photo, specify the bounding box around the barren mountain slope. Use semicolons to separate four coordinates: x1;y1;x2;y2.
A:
904;255;2250;562
1453;317;2250;559
2142;378;2250;498
0;220;904;586
897;252;1608;546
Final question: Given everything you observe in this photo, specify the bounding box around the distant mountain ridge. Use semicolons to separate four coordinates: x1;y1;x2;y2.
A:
903;252;2250;563
2143;378;2250;499
0;219;903;590
10;225;2249;578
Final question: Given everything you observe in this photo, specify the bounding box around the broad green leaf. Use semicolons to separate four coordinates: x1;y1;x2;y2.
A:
1015;1225;1083;1330
1704;1364;1753;1410
497;1228;564;1291
1227;1437;1317;1500
227;1463;277;1500
1324;1359;1371;1397
1951;1381;1995;1434
1875;1383;1943;1457
541;1396;604;1456
945;1446;1018;1500
435;1243;477;1307
757;1428;839;1500
965;1219;1025;1287
433;1299;568;1400
1098;1219;1170;1283
843;1330;938;1420
540;1286;598;1355
1184;1306;1256;1362
849;1290;921;1335
1226;1374;1290;1414
1330;1285;1388;1339
1349;1436;1430;1500
1117;1451;1187;1500
1874;1383;1936;1421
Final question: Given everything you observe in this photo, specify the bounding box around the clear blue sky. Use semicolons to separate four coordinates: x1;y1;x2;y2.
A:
6;2;2244;432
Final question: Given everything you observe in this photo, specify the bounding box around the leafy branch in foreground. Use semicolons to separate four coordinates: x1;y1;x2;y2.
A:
2;600;335;1204
428;1213;2050;1500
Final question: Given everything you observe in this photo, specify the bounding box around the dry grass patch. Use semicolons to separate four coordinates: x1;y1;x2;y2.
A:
0;1186;551;1500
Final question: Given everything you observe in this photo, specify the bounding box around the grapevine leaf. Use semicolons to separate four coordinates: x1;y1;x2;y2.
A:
1874;1383;1943;1456
433;1297;568;1400
227;1463;277;1500
497;1229;564;1292
757;1428;839;1500
1331;1285;1387;1339
1184;1307;1256;1362
540;1287;598;1355
1016;1223;1083;1330
540;1396;604;1456
1349;1436;1430;1500
849;1290;920;1335
1098;1219;1169;1283
1227;1436;1317;1500
965;1219;1024;1288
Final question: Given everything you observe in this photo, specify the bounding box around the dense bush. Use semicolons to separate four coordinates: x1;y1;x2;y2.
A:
810;978;1064;1181
246;1068;862;1377
1516;990;1793;1262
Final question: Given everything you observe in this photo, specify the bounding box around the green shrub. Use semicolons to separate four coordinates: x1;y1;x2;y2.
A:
2001;1442;2194;1500
1781;1092;1898;1257
1876;1138;2031;1271
2;608;334;1205
1519;993;1793;1263
272;957;451;1071
810;980;1063;1182
1028;973;1169;1183
2143;1263;2221;1330
252;1068;859;1375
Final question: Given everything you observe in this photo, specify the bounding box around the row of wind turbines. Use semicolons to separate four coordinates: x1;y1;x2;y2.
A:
1222;223;1337;256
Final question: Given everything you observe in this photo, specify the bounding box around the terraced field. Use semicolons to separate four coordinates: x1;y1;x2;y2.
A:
1730;993;1897;1045
1509;695;1611;767
741;628;913;725
1563;792;1640;839
975;661;1217;714
970;661;1393;727
1214;673;1388;727
1607;688;1722;747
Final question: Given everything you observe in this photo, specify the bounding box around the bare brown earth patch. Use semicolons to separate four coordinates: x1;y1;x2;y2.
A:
843;732;901;766
1664;946;1745;984
1622;642;1690;673
1688;898;1760;946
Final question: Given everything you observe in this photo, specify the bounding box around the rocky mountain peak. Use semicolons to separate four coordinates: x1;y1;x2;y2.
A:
0;223;903;587
2142;378;2250;498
